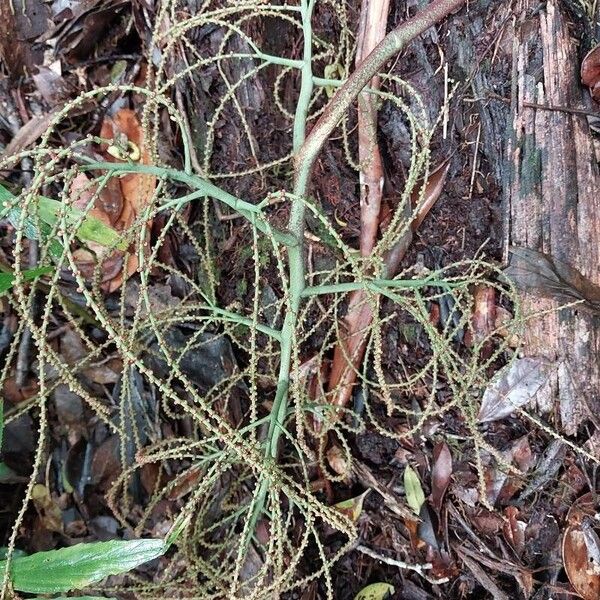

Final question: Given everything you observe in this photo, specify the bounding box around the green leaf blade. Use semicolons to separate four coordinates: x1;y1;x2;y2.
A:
36;196;126;250
0;182;125;253
0;539;167;593
0;266;53;295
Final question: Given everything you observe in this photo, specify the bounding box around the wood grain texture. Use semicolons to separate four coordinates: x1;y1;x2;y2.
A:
506;0;600;434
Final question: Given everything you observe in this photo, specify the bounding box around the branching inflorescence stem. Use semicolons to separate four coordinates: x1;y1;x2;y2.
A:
251;0;467;536
82;0;468;554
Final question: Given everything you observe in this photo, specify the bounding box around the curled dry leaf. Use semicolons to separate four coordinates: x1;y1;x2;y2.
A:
581;44;600;102
31;484;63;533
485;436;534;506
410;159;451;231
478;357;549;423
563;493;600;600
73;109;155;293
503;506;526;556
430;442;452;514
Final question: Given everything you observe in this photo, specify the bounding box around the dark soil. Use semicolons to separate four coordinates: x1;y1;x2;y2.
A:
1;0;599;599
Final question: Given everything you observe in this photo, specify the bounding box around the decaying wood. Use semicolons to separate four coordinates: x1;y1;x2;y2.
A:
506;0;600;434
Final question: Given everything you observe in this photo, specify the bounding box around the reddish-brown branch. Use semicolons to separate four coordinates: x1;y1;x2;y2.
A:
327;162;450;409
356;0;390;256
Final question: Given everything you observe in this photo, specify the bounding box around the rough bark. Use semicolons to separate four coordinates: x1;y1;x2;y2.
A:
506;0;600;434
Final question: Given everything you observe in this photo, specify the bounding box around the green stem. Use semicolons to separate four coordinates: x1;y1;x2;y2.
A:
79;161;297;247
244;0;316;545
208;306;282;341
294;0;467;181
264;0;315;460
244;0;466;549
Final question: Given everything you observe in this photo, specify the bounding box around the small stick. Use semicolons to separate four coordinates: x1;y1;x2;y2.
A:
443;61;449;139
467;121;481;200
356;544;449;583
486;90;600;118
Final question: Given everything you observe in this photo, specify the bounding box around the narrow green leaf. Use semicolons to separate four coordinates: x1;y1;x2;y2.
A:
0;183;126;253
36;196;126;250
404;465;425;515
165;514;190;547
0;539;167;593
0;462;17;482
0;266;53;295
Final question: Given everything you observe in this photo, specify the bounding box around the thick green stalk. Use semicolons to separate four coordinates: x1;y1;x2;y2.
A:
264;0;315;461
246;0;467;548
240;0;316;559
80;161;297;247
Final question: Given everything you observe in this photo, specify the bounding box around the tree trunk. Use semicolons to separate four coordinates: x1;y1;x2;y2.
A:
506;0;600;435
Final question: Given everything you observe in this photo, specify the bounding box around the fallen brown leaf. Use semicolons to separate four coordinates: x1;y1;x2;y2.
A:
478;357;550;423
581;44;600;102
563;493;600;600
72;109;155;292
503;506;526;556
505;247;600;313
430;441;452;514
31;483;63;533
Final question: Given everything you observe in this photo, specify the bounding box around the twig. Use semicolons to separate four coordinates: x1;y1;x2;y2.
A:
487;90;600;118
325;0;390;415
356;0;390;256
356;544;449;583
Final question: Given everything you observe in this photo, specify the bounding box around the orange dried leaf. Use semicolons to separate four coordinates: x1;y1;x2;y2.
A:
581;45;600;102
93;109;156;292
